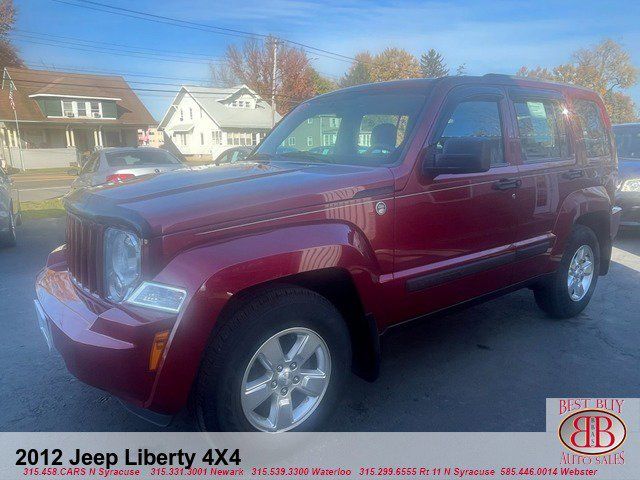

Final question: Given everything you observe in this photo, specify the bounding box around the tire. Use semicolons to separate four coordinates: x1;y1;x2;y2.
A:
194;285;351;432
534;225;600;319
0;207;17;247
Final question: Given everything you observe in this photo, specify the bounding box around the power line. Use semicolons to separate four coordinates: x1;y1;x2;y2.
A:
14;29;223;60
23;63;212;84
55;0;364;65
12;37;223;64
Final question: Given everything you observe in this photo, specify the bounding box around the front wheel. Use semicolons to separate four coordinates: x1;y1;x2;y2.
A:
534;225;600;318
194;286;351;432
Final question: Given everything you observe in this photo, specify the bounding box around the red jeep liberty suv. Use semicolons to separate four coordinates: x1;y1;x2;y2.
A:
35;75;621;432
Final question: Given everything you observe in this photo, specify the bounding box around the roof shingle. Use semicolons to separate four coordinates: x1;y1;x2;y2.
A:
0;67;156;125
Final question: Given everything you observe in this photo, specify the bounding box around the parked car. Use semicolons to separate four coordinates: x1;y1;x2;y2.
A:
612;123;640;228
71;147;184;188
213;146;252;165
0;166;19;247
36;75;620;432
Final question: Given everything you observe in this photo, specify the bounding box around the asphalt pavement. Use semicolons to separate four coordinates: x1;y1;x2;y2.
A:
1;218;638;432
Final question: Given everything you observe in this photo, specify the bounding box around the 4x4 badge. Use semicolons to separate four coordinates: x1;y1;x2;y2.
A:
375;201;387;216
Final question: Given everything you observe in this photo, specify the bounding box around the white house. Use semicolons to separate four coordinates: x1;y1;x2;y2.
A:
158;85;281;159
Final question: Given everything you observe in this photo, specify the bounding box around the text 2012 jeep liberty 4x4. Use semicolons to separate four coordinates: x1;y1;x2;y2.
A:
35;75;621;432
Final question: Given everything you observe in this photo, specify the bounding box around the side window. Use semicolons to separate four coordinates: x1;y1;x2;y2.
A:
573;99;610;158
514;99;569;162
437;100;505;166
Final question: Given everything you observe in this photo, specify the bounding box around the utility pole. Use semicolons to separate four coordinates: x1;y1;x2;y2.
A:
270;38;279;128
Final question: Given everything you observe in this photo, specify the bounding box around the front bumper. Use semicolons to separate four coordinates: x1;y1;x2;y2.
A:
34;247;177;412
616;191;640;227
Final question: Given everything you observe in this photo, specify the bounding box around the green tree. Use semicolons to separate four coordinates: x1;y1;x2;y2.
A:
420;49;449;78
309;68;337;95
339;51;373;87
517;39;639;123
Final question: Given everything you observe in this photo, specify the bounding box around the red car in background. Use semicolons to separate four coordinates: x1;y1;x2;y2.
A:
35;75;620;432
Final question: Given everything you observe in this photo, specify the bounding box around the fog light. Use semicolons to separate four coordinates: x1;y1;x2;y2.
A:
126;282;187;313
149;331;169;371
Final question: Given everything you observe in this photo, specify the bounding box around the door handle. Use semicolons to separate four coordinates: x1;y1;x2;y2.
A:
563;169;584;180
492;178;522;190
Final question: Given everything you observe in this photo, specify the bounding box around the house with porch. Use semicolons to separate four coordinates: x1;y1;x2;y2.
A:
158;85;280;160
0;67;156;170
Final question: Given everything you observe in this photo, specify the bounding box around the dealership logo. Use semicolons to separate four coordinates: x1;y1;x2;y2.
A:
558;409;627;456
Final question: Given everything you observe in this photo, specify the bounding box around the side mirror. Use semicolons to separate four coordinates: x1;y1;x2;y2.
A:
422;137;493;176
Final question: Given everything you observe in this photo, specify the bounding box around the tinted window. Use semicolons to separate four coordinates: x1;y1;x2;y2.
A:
514;99;569;161
105;149;181;167
437;100;505;166
257;91;428;166
613;124;640;159
573;100;610;158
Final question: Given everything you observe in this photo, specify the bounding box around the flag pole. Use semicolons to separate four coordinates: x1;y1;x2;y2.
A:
2;68;25;171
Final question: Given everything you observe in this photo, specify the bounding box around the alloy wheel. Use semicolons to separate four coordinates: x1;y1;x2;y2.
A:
240;327;331;432
567;245;594;302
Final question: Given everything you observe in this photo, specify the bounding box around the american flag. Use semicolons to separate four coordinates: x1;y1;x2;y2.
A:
9;82;15;111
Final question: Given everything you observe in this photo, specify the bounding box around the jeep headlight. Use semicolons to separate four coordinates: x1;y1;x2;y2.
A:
620;179;640;192
104;228;141;303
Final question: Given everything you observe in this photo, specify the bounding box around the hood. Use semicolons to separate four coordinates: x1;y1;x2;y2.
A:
64;161;394;237
618;158;640;182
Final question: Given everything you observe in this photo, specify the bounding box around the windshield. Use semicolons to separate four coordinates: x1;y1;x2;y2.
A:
255;90;428;166
105;149;182;167
613;125;640;160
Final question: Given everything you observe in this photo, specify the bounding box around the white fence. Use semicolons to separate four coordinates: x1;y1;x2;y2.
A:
1;147;80;170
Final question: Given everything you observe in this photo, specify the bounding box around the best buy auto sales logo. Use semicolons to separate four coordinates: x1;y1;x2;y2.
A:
559;409;627;455
557;399;627;465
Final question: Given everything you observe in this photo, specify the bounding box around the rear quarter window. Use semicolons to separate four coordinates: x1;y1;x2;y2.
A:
105;150;181;167
573;99;610;158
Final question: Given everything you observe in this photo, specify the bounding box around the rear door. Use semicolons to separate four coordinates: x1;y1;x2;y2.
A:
391;85;521;322
508;88;580;282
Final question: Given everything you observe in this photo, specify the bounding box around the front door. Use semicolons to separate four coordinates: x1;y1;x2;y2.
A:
390;85;520;324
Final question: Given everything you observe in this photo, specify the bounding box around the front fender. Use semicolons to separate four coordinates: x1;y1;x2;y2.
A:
551;186;613;256
145;222;384;413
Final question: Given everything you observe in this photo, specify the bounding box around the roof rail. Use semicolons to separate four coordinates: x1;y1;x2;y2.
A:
482;73;514;79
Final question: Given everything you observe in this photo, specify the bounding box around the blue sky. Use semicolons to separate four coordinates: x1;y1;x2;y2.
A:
11;0;640;120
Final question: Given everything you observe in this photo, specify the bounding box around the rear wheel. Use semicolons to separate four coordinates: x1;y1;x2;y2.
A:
194;286;351;432
534;225;599;318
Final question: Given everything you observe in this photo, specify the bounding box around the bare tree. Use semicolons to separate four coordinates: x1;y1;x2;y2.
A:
0;0;23;69
210;36;317;114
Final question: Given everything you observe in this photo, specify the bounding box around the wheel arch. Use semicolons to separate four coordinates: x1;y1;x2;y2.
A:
145;222;385;413
552;187;614;275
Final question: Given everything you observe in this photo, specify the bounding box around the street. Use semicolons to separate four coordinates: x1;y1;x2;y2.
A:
1;218;639;432
11;174;74;202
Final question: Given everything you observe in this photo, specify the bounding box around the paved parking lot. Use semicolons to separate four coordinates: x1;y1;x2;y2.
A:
1;218;638;432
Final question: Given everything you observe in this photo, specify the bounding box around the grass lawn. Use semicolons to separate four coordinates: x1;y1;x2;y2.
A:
20;197;66;219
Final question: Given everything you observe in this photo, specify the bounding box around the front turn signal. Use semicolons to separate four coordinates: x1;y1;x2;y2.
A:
149;331;169;371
